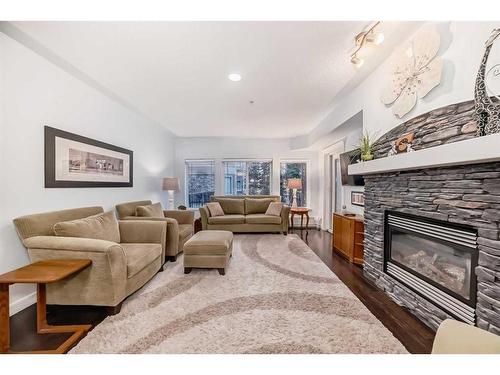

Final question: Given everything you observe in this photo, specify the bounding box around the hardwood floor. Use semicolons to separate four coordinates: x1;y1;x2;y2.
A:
7;229;435;354
291;228;435;354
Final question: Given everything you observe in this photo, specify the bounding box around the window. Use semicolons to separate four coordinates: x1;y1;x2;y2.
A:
223;160;272;196
185;160;215;208
280;162;307;207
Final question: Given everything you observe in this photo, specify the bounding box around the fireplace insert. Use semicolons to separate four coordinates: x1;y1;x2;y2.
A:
384;210;478;325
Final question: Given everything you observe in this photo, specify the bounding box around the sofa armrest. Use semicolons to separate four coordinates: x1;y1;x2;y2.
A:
119;220;167;244
164;210;195;225
281;205;291;232
199;206;210;230
432;319;500;354
120;216;179;258
23;236;127;306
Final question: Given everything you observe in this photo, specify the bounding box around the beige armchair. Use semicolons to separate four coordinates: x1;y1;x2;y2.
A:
13;206;166;314
115;200;194;262
432;319;500;354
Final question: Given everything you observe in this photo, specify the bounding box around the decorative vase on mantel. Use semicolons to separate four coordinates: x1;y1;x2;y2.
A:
361;153;374;161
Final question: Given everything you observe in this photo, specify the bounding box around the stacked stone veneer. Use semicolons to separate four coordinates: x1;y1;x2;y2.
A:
363;100;500;333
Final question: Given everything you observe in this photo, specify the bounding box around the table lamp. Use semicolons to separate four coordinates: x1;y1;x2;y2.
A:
162;177;180;210
287;178;302;207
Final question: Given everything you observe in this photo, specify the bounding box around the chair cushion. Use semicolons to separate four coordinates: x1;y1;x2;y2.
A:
212;198;245;215
179;224;193;239
135;202;164;218
245;214;282;225
206;202;224;217
53;211;120;243
265;202;284;216
121;243;162;278
183;230;233;255
244;198;274;214
208;214;245;225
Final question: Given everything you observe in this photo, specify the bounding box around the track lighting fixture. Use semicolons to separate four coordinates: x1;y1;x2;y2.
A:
350;22;384;68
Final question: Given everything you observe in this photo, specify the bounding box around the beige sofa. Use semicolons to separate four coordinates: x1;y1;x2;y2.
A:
115;200;194;262
432;319;500;354
13;206;166;314
200;195;290;234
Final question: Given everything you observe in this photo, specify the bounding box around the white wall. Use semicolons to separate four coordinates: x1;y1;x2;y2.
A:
0;33;175;314
173;137;320;225
300;21;499;222
297;22;499;147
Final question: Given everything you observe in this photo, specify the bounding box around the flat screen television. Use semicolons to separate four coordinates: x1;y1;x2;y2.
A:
339;149;364;186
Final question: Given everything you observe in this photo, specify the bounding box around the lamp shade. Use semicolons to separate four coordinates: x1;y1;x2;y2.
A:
287;178;302;190
162;177;180;192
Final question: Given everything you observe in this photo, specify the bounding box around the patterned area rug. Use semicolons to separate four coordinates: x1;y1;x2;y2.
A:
70;234;408;354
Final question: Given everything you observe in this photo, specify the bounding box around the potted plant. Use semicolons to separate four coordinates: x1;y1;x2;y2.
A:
359;131;376;161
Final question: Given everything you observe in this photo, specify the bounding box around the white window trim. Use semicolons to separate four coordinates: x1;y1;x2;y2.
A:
279;159;311;208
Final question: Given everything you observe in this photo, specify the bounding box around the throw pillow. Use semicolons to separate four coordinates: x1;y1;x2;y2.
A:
265;202;283;216
206;202;225;217
53;211;121;243
135;202;164;218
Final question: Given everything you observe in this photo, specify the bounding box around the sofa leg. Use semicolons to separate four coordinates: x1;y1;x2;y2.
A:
106;302;123;316
218;268;225;276
184;267;192;274
283;231;288;235
168;255;177;262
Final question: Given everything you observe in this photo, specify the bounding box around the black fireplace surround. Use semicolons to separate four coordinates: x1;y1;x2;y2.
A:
384;211;478;324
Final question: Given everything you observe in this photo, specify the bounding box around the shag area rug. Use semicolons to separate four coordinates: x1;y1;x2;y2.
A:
70;234;408;354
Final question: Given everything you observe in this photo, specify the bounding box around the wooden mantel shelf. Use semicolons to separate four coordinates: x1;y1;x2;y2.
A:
348;133;500;176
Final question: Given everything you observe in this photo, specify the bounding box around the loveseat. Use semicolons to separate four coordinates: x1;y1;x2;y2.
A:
13;206;166;314
200;195;290;234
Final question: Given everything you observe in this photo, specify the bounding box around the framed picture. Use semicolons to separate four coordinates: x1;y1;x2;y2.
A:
351;191;365;207
44;126;133;188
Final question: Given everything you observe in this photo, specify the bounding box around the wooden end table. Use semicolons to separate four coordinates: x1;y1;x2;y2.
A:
0;259;92;354
290;207;310;230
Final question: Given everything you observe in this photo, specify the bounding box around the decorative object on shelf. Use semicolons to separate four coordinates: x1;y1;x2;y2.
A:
163;177;180;210
350;21;384;68
351;191;365;207
358;131;376;161
381;24;443;118
396;132;415;153
44;126;133;188
474;28;500;137
287;178;302;207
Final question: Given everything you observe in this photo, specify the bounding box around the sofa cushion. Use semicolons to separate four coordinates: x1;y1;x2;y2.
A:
135;202;164;218
179;224;194;240
208;214;245;225
121;243;162;278
206;202;225;217
265;202;284;216
245;214;282;225
244;198;274;214
53;211;120;243
213;198;245;215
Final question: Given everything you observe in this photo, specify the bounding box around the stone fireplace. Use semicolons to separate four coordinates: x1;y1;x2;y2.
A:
384;210;478;324
349;99;500;333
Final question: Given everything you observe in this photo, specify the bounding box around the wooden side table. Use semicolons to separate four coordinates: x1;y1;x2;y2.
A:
290;207;310;230
0;259;92;354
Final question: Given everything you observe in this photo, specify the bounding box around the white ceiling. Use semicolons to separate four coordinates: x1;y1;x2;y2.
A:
10;21;418;138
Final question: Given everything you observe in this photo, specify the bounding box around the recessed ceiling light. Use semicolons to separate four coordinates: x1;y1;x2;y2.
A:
228;73;242;82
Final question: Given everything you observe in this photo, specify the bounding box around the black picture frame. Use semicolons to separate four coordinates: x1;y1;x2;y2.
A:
351;191;364;206
44;126;133;188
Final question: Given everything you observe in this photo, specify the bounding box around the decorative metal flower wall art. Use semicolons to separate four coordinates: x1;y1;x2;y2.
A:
381;25;443;118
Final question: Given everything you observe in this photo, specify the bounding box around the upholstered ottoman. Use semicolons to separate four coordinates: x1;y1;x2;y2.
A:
183;230;233;275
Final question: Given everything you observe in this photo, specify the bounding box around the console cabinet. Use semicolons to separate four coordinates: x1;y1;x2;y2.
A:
332;213;364;266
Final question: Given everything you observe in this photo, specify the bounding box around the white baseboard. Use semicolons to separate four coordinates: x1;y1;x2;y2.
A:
9;292;36;316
